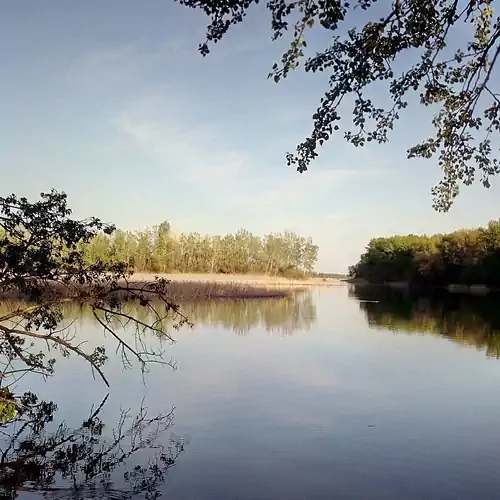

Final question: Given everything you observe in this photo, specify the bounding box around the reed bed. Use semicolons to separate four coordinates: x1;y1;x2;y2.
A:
0;279;293;302
160;280;292;300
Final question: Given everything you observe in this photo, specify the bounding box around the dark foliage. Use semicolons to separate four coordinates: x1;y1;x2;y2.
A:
349;219;500;286
351;284;500;358
0;391;184;500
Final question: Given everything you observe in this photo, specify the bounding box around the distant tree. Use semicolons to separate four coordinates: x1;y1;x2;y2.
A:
84;223;318;277
153;221;173;273
350;219;500;286
110;229;128;264
135;229;154;272
84;232;111;264
178;0;500;211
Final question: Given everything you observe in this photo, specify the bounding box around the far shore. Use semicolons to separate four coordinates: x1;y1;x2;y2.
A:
0;273;345;303
130;272;346;287
350;279;500;296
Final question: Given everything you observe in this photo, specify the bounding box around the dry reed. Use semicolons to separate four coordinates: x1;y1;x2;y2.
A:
0;279;293;302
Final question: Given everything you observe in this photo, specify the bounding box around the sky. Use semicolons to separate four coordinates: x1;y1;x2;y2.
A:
1;1;499;272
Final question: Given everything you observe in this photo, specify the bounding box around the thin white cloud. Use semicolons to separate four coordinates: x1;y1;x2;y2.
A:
113;110;389;213
114;114;244;185
67;43;155;86
67;38;194;87
234;169;353;208
113;112;379;208
233;166;387;209
82;43;146;69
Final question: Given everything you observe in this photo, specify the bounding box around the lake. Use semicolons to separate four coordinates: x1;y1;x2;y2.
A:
8;284;500;500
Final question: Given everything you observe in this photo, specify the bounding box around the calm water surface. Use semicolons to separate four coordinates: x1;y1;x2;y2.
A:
12;285;500;500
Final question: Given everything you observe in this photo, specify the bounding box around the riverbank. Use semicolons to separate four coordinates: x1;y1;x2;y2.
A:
0;274;343;303
0;279;293;302
127;272;345;299
350;280;499;296
131;272;344;287
151;280;292;300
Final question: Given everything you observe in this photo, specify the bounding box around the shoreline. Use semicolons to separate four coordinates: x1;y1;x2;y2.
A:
349;280;500;296
0;280;292;302
136;280;294;300
0;274;345;303
130;272;345;287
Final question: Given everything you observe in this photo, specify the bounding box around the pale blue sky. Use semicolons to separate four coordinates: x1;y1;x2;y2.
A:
1;1;499;271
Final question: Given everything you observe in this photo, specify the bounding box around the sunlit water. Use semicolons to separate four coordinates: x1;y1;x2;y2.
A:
10;285;500;500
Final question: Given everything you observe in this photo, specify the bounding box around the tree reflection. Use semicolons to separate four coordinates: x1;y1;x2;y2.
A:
0;292;316;338
351;285;500;357
179;293;316;336
0;392;183;500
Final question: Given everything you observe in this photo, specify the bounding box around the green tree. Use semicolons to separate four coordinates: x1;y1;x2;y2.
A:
110;229;128;263
0;193;189;497
350;219;500;287
85;232;111;264
178;0;500;211
135;229;153;271
153;221;173;272
80;222;319;276
302;237;319;274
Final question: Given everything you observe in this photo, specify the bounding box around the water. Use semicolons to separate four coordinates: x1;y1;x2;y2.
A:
6;285;500;500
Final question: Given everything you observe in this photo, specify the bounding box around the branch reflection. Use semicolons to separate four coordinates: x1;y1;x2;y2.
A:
0;393;184;500
0;292;316;338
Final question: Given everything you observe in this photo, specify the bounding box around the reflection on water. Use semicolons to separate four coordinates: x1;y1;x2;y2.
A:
0;393;183;500
0;292;316;338
6;287;500;500
178;293;316;335
132;292;316;336
350;284;500;357
0;293;314;498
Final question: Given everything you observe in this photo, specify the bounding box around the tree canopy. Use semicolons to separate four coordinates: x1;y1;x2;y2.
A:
349;219;500;286
80;224;318;278
178;0;500;211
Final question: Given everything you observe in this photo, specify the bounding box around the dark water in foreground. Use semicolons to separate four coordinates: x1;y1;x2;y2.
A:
9;285;500;500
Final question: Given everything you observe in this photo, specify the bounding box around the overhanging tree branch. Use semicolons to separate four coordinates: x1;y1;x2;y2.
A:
178;0;500;211
0;190;188;396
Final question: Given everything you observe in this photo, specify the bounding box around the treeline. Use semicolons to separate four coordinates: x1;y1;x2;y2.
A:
79;221;319;276
312;272;347;279
349;220;500;286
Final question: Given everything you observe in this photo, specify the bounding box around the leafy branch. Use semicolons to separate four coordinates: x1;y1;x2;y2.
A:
0;190;190;394
179;0;500;210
